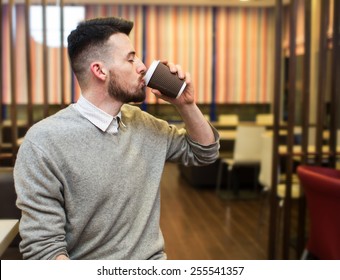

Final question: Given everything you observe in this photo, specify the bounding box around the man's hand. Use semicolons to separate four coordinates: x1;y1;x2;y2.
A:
151;61;215;146
150;61;195;106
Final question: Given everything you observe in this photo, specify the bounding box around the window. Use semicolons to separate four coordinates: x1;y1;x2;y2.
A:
30;5;85;47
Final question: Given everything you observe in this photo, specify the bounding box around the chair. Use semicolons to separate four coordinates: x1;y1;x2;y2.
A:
218;114;239;126
216;125;265;197
257;133;301;246
297;165;340;260
0;168;21;252
337;130;340;169
0;168;21;220
258;133;301;228
259;132;301;202
255;114;274;126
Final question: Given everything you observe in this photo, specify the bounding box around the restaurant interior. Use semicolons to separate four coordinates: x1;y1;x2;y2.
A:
0;0;339;260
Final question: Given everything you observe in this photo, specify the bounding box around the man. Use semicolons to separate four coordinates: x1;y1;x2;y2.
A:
14;17;219;260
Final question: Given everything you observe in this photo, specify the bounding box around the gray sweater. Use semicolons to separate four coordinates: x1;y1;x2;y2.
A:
14;104;219;260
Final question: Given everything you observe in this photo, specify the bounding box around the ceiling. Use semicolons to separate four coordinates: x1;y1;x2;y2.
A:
3;0;291;6
68;0;291;6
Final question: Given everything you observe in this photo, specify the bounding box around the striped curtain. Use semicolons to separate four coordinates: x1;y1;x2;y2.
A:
1;4;281;105
29;42;72;104
1;4;11;104
85;5;214;104
85;5;275;104
143;6;214;104
215;7;275;103
1;4;73;105
1;4;28;104
85;5;144;56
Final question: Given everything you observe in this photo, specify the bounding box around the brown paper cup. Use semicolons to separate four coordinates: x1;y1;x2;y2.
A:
144;60;186;99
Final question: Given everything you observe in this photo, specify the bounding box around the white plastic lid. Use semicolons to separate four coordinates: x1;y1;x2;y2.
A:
144;60;160;85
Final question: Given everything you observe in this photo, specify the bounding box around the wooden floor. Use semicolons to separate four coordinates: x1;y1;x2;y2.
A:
160;163;269;260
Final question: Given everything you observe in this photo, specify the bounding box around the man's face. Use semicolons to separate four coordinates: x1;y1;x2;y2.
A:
106;33;147;103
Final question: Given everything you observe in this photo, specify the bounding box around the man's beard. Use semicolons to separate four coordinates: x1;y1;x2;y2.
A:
108;71;146;103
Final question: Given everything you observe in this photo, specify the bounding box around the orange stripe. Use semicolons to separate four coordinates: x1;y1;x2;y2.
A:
135;6;143;58
228;8;235;103
216;8;222;103
146;6;157;103
2;8;9;104
193;7;199;102
203;8;210;103
37;43;43;104
16;7;26;103
172;7;178;63
209;7;213;103
183;7;187;70
63;48;71;104
250;9;257;102
49;48;55;103
204;8;211;103
30;38;36;104
261;11;267;102
240;8;247;103
224;8;229;103
216;8;223;103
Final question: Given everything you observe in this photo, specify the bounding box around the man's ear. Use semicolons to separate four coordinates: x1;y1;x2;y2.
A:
90;62;107;81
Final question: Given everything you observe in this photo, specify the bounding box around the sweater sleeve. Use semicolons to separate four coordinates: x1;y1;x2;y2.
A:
14;139;68;260
126;105;220;167
165;123;220;166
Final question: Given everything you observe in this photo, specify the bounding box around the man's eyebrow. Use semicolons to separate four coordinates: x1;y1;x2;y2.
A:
126;51;136;58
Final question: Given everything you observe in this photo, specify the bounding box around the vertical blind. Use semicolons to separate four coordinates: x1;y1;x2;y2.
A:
86;5;275;104
1;3;284;105
1;4;73;105
215;7;275;103
143;6;214;104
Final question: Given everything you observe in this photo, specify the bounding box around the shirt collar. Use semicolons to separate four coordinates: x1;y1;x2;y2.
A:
73;95;123;133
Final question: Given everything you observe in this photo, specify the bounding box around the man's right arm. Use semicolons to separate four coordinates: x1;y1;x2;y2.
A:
14;139;68;259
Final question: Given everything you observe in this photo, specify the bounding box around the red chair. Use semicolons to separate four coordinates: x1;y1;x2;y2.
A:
297;165;340;260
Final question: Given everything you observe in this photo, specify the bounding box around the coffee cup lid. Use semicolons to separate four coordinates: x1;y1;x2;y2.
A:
144;60;160;85
176;82;187;99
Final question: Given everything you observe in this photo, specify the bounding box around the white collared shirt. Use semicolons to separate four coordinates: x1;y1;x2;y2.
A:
73;95;123;134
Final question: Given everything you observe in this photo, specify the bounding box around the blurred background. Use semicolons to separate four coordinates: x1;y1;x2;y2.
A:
1;0;339;260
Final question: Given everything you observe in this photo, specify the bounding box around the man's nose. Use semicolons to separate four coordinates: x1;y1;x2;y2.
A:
136;58;147;74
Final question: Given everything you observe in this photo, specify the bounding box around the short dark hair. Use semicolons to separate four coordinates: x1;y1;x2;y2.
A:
67;17;133;82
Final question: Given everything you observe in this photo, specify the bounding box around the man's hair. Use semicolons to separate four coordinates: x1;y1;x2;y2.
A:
67;17;133;85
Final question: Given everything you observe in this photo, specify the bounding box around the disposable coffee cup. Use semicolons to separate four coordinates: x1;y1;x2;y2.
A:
144;60;187;99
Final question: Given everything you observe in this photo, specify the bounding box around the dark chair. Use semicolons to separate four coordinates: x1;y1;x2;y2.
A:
216;125;265;197
297;165;340;260
0;167;21;248
257;132;301;233
0;168;21;219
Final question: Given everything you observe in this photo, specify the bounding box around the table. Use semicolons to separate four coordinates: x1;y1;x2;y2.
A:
218;130;237;140
0;219;19;257
278;145;340;156
218;128;339;154
218;129;293;141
